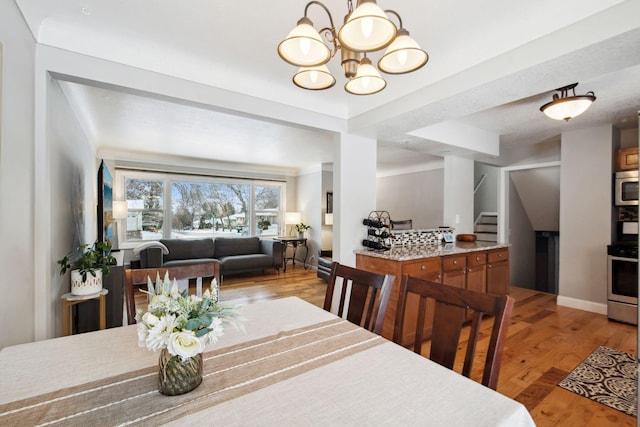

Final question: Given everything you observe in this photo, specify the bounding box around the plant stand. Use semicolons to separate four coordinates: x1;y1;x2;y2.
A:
61;289;108;336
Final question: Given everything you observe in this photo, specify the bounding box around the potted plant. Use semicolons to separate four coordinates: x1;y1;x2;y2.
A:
295;223;311;239
58;240;117;295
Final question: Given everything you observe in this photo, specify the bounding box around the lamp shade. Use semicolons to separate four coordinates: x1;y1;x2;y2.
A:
540;95;596;121
293;65;336;90
378;29;428;74
112;201;128;219
285;212;302;224
278;17;331;67
325;213;333;225
345;57;386;95
338;0;397;52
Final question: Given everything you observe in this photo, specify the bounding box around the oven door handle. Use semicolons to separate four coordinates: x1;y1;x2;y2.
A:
609;255;638;262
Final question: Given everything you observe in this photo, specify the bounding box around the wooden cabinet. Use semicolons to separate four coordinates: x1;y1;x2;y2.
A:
618;147;639;171
466;252;487;293
441;254;466;289
356;246;509;345
403;259;441;282
487;248;509;295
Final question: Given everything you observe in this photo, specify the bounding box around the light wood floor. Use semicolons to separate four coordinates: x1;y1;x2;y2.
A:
134;266;638;426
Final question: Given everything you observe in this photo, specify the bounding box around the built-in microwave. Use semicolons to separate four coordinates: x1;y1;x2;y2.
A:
615;170;639;206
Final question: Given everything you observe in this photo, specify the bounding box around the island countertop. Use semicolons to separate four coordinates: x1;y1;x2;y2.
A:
355;241;509;262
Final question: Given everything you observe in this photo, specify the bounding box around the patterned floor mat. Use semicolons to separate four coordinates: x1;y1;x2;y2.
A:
558;346;637;417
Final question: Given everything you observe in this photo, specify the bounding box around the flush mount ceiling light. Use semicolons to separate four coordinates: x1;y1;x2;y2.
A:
540;83;596;121
277;0;428;95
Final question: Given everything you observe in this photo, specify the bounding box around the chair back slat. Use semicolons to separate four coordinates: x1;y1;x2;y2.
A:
125;261;220;325
394;275;514;390
324;263;394;335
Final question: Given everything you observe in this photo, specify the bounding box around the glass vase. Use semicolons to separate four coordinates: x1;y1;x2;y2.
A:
158;349;203;396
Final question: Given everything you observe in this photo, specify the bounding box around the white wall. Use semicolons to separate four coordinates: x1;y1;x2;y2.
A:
334;134;376;266
508;177;536;290
296;170;321;267
47;77;97;337
557;126;613;313
377;169;444;228
443;156;474;233
0;2;37;348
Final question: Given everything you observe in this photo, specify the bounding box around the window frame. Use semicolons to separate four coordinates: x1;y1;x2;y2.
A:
115;169;286;248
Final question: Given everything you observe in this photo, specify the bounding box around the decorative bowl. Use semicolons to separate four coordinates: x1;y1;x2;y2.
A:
456;234;477;242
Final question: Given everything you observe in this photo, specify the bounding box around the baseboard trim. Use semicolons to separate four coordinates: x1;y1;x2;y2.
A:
556;295;607;315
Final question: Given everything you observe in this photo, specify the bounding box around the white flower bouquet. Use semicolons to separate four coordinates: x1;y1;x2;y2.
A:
136;273;242;361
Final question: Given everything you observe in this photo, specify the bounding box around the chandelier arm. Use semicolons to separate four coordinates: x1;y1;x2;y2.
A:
304;1;336;30
318;27;339;57
384;9;403;29
303;1;338;56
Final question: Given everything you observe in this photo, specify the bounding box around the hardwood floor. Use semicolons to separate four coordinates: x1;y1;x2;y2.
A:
134;266;638;426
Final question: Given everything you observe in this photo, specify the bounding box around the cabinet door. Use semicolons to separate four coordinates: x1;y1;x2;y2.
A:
465;252;486;293
618;147;639;171
401;258;440;344
441;255;466;288
487;248;509;295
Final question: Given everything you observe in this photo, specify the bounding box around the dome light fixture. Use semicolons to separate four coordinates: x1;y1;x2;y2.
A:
540;83;596;122
277;0;428;95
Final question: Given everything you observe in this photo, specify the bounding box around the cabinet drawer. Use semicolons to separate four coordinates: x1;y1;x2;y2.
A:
403;258;440;280
442;255;466;272
467;252;486;267
488;249;509;264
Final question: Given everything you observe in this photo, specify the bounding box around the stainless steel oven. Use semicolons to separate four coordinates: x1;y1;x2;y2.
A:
615;170;639;206
607;244;638;325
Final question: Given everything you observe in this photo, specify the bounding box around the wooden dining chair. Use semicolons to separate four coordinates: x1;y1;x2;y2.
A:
393;275;514;390
124;261;221;325
324;262;395;335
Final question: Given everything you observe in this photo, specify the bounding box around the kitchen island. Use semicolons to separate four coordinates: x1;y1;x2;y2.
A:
356;241;510;344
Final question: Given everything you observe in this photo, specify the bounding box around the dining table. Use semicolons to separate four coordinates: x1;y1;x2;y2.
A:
0;297;536;426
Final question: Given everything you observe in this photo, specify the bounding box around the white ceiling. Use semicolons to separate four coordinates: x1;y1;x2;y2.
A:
14;0;640;174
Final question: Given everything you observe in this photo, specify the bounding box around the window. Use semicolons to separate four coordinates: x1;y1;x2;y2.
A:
124;178;164;241
119;170;284;244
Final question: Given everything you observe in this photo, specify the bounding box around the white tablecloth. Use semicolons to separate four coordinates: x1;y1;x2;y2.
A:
0;297;535;426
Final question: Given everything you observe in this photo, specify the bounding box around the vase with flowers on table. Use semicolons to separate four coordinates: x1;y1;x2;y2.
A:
135;273;243;396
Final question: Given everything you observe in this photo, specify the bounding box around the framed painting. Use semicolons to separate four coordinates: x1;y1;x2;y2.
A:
97;160;114;246
327;192;333;214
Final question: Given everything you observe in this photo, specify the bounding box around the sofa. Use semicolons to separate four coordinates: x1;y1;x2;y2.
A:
135;237;283;278
317;250;333;283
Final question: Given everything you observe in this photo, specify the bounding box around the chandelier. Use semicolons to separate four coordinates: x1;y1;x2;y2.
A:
277;0;428;95
539;83;596;122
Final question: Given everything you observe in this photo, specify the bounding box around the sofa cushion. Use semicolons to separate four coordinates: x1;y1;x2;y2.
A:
160;238;214;262
218;254;273;271
162;258;218;268
214;237;260;258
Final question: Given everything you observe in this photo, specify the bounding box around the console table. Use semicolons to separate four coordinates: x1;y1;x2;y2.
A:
275;237;309;271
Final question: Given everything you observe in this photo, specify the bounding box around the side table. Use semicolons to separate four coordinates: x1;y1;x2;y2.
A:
61;289;108;336
275;237;309;272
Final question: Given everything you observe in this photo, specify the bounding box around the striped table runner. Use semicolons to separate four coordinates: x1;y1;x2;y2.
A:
0;319;384;426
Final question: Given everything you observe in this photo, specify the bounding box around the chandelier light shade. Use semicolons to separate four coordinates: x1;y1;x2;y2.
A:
345;56;386;95
540;83;596;122
378;28;429;74
294;65;337;90
277;0;428;95
277;17;331;67
338;0;397;52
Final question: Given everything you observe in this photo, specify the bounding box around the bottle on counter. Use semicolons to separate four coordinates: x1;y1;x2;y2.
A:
363;218;385;228
362;239;388;250
367;228;390;238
